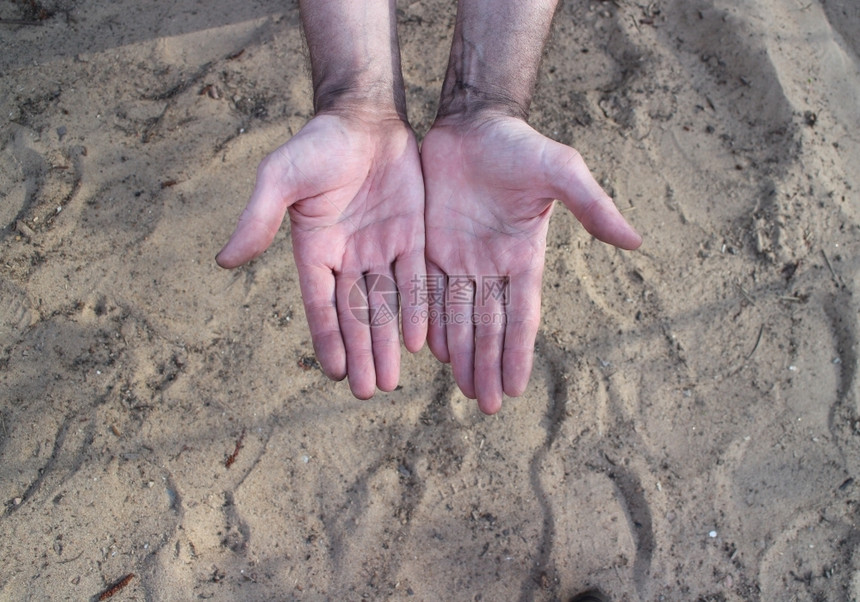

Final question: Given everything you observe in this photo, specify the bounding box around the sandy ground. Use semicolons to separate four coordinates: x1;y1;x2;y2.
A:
1;0;859;600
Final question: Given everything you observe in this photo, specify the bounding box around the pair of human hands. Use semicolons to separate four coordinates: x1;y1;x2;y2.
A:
216;109;641;414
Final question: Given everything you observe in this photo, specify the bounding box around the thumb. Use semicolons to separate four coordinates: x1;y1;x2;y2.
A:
216;150;300;269
545;141;642;251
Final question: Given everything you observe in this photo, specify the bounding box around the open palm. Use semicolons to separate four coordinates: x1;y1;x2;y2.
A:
421;115;641;414
217;113;427;399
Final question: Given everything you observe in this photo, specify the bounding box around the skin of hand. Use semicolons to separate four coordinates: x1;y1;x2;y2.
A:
216;110;427;399
217;0;427;400
421;112;642;415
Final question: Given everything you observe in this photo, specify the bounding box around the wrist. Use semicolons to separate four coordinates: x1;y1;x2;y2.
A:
300;0;408;120
436;81;529;122
312;103;413;140
431;96;527;132
434;1;560;124
314;78;407;121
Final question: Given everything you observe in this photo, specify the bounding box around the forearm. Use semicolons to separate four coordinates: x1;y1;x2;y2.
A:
300;0;406;117
437;0;560;120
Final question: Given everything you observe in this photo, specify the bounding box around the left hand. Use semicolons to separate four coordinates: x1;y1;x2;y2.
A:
421;113;642;414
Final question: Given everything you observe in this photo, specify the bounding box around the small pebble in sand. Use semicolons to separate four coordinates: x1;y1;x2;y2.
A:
708;530;718;538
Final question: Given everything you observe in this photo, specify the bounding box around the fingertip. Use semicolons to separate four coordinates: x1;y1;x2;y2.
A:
346;365;377;400
404;334;426;354
449;348;476;398
320;362;347;383
377;379;398;394
373;343;401;393
428;339;450;364
395;253;429;355
402;310;428;354
602;213;643;251
317;353;347;381
546;142;644;250
459;385;477;401
214;246;241;270
624;229;644;251
478;395;503;415
502;350;535;399
311;329;347;383
427;313;449;362
214;226;270;269
449;348;476;400
503;378;529;399
350;386;375;401
218;158;295;268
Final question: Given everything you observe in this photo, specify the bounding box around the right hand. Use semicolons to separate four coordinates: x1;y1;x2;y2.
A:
216;111;427;399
